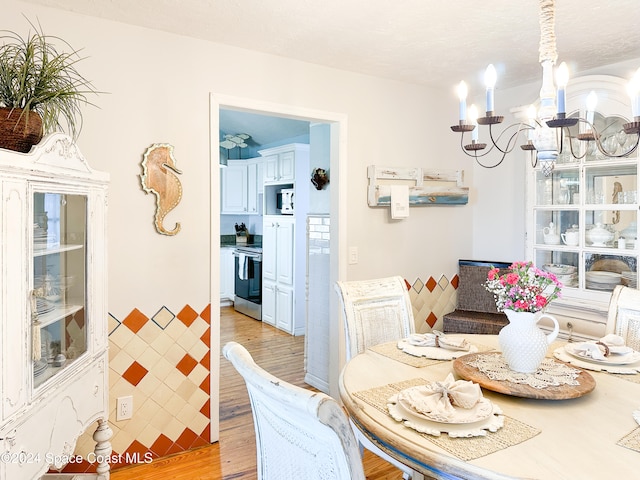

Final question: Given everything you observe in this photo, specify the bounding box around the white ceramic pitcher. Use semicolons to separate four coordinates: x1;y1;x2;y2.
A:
499;309;559;373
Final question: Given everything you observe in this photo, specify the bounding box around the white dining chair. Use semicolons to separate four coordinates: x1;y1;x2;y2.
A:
335;275;419;480
222;341;366;480
606;285;640;351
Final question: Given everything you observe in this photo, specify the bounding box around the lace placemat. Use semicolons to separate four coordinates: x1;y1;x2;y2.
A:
353;378;541;461
369;341;493;368
618;427;640;453
466;353;581;389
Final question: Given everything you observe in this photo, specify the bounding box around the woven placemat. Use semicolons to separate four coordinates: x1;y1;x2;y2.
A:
369;341;493;368
608;372;640;385
353;378;541;461
369;343;446;367
618;427;640;453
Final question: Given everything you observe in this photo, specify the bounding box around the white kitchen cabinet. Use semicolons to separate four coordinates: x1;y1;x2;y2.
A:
220;247;235;305
221;161;247;213
221;158;262;214
261;282;276;326
260;145;303;183
262;216;296;333
260;144;310;336
275;286;294;333
0;133;111;479
246;158;262;214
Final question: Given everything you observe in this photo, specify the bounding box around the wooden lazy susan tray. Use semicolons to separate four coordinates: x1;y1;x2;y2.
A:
453;352;596;400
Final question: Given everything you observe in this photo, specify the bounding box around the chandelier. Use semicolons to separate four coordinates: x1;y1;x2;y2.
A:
450;0;640;176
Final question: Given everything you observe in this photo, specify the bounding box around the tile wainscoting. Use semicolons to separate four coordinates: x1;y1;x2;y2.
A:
407;273;459;333
59;272;459;474
59;304;211;474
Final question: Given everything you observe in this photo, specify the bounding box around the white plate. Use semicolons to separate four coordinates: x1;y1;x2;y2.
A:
396;386;493;424
585;271;622;283
553;348;640;374
564;343;640;365
397;339;478;360
387;397;504;438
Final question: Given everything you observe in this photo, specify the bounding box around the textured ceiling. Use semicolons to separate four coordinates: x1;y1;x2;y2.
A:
24;0;640;91
22;0;640;145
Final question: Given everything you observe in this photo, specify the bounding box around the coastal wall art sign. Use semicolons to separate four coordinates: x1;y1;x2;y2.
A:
140;143;183;235
367;165;469;207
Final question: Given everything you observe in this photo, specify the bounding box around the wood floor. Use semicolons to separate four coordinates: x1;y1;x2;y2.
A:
111;306;403;479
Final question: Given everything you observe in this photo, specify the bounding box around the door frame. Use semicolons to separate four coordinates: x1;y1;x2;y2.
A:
209;93;348;442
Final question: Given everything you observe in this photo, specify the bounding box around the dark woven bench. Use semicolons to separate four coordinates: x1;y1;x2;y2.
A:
443;260;512;335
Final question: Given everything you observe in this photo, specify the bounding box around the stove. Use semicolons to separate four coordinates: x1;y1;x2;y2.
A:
233;245;262;320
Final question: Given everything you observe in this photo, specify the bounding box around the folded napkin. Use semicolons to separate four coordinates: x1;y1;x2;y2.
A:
399;373;482;419
572;334;633;360
572;342;608;361
406;330;470;351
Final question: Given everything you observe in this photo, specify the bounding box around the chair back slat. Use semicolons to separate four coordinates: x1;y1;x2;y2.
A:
335;276;415;360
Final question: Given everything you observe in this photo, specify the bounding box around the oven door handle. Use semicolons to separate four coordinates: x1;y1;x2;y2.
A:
233;252;262;260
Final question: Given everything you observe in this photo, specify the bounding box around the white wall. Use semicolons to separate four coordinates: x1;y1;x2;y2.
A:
309;123;331;215
8;0;472;295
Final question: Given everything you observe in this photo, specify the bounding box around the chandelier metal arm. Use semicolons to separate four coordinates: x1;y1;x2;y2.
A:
573;119;640;158
549;118;640;159
488;122;534;155
458;128;526;169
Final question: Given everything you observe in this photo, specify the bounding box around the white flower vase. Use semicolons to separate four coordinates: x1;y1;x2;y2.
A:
499;310;560;373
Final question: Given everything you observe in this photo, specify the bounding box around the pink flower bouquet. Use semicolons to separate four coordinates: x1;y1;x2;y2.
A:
484;261;562;313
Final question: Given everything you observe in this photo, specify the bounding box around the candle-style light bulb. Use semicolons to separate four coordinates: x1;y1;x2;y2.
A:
484;64;497;114
586;90;598;127
627;67;640;118
556;62;569;115
527;105;537;141
469;104;479;142
457;81;468;122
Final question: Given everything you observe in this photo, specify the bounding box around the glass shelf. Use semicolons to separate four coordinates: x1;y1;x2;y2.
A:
32;192;87;389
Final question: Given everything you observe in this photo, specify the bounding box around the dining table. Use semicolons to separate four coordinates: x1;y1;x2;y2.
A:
338;334;640;480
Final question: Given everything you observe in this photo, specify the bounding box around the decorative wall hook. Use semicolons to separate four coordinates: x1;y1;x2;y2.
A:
311;167;329;190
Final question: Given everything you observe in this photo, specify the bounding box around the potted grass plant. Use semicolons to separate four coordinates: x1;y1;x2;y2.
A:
0;20;98;153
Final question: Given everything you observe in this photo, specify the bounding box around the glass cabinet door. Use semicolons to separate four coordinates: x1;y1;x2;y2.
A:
530;118;638;301
32;192;87;388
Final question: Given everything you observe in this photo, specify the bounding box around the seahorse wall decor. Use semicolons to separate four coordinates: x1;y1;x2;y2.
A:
140;143;183;235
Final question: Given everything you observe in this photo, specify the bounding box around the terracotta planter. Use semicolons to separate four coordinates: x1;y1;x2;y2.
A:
0;107;43;153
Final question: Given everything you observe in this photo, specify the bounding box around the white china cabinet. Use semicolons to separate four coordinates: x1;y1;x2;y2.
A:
527;75;639;339
0;133;111;479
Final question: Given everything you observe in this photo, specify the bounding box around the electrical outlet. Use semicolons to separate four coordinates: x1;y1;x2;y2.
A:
116;395;133;421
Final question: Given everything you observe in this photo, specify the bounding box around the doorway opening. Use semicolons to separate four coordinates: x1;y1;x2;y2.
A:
209;93;347;442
